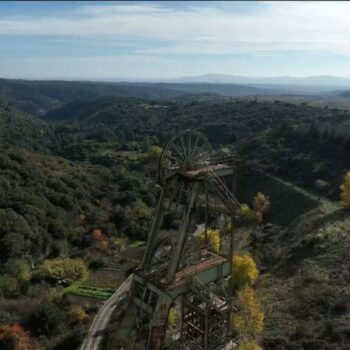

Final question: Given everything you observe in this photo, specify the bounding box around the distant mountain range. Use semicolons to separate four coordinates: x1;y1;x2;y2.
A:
171;74;350;87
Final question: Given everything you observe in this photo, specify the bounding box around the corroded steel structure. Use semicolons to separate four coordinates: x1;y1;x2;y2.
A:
111;130;240;350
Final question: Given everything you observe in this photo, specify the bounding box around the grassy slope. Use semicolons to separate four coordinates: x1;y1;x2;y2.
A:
243;183;350;349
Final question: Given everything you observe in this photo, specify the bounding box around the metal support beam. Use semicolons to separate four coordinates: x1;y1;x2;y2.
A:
166;182;201;283
205;183;208;245
141;188;166;271
229;215;234;290
204;305;209;350
147;294;172;350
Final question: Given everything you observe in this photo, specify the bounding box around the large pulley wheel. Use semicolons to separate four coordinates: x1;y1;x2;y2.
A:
158;130;212;183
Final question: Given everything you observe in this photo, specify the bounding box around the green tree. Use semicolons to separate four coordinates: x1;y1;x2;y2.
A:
29;302;66;335
0;276;19;298
132;199;152;220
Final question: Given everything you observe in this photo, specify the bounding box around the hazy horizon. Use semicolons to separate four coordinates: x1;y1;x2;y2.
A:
4;74;350;87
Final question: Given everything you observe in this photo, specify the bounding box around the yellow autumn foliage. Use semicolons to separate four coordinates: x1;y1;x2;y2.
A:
232;254;259;290
239;204;258;223
340;171;350;208
237;340;263;350
68;305;88;323
253;192;270;216
39;258;88;283
147;145;163;160
195;228;221;253
167;307;178;329
231;287;264;337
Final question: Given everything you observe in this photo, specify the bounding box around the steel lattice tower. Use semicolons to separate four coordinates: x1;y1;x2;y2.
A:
109;130;240;350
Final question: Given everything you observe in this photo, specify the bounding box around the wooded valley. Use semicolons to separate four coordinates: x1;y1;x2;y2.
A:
0;79;350;349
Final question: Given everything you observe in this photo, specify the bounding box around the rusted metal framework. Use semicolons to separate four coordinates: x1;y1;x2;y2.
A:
181;290;231;350
112;130;240;350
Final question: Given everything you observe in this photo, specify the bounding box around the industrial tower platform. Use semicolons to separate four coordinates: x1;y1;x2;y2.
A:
108;130;240;350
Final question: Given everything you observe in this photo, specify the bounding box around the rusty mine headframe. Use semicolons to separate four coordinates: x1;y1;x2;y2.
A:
109;130;240;350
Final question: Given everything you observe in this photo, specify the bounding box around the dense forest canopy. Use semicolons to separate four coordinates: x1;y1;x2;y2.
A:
3;77;343;117
45;96;350;145
1;95;350;266
0;78;278;116
1;90;350;349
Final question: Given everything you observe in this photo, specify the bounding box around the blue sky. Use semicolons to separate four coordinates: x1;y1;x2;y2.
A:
1;1;350;80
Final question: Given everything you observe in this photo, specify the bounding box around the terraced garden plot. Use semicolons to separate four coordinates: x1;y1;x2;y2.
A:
65;285;114;300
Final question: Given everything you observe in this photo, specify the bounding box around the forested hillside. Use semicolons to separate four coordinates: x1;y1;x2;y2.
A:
238;120;350;199
45;97;349;146
0;79;184;115
0;78;289;116
2;95;350;267
0;148;154;262
1;94;350;349
7;96;347;265
0;100;56;152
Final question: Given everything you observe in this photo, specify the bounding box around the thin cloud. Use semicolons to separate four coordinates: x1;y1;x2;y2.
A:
1;1;350;56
